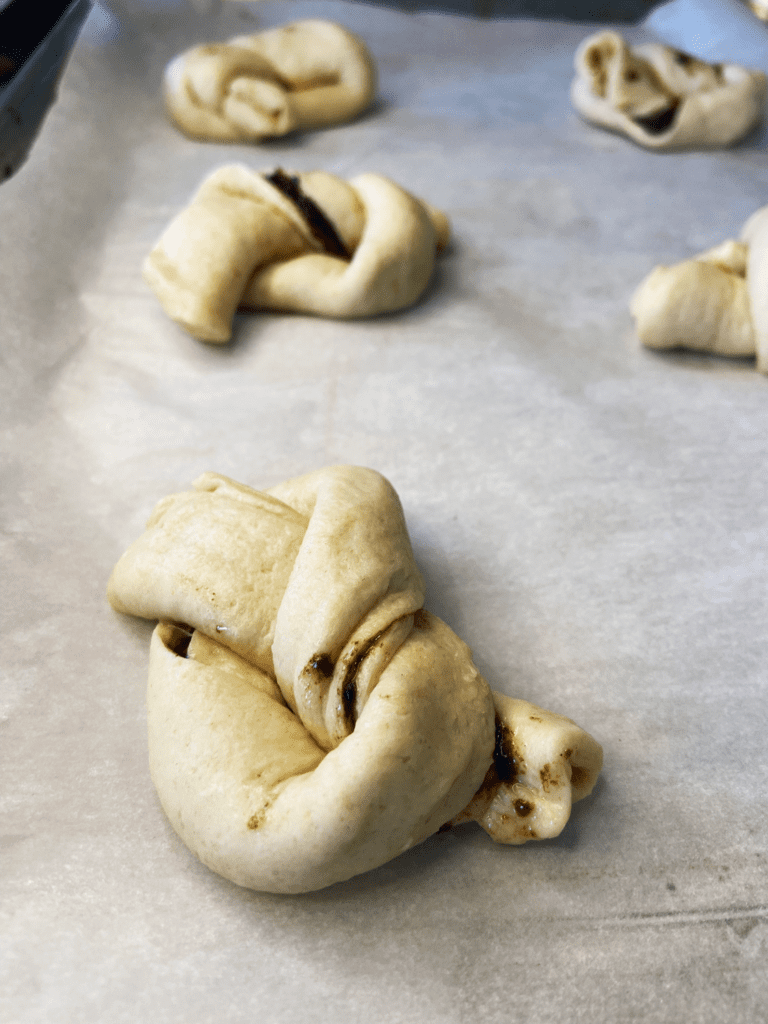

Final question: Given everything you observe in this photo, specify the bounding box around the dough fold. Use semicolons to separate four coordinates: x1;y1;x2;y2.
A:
108;466;602;893
630;205;768;372
142;166;450;343
571;31;766;150
164;20;377;141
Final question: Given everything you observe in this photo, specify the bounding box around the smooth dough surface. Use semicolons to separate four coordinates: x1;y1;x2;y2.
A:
108;466;603;893
142;166;450;343
571;30;766;150
164;19;377;142
631;204;768;372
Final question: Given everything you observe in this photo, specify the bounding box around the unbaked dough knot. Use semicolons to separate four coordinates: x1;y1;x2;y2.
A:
107;466;602;892
142;165;451;343
631;205;768;372
164;19;377;142
571;30;766;149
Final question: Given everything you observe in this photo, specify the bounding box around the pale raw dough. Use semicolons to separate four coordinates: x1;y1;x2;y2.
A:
164;20;377;142
631;205;768;372
142;165;451;343
450;693;605;845
108;466;603;893
571;31;766;149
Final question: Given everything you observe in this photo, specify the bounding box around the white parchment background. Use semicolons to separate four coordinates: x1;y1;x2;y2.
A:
1;2;766;1022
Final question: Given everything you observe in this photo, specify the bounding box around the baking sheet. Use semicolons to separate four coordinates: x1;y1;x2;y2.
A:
2;2;767;1021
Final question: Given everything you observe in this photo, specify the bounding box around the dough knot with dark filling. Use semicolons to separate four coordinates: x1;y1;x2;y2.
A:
143;166;450;343
571;30;766;150
107;466;603;893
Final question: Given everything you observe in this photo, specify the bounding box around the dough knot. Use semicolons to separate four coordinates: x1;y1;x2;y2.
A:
571;31;766;149
164;19;377;142
107;466;602;892
143;165;450;342
631;205;768;372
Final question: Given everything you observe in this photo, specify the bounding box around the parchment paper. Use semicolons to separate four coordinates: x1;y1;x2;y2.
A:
2;2;766;1022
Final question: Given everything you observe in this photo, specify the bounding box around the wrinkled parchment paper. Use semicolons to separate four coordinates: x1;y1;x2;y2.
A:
2;2;766;1022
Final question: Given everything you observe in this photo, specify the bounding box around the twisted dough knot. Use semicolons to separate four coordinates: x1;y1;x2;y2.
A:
164;20;377;142
571;31;766;149
107;466;602;893
631;205;768;373
143;165;450;343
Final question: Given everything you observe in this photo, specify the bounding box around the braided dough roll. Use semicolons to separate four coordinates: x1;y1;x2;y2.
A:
164;20;377;142
108;467;603;893
631;205;768;373
143;166;450;343
571;31;766;149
